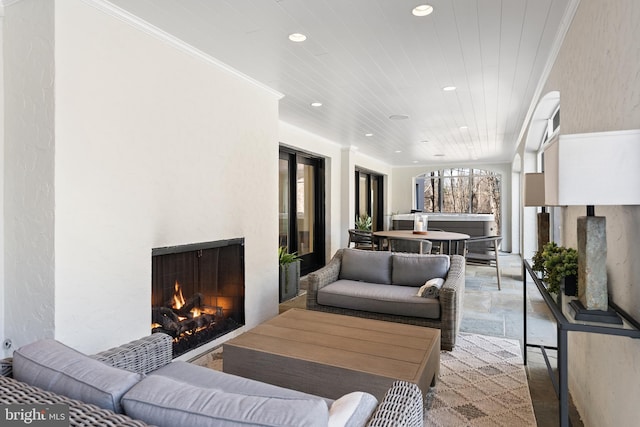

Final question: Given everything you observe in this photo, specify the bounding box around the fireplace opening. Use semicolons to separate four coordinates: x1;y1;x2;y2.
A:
151;238;245;358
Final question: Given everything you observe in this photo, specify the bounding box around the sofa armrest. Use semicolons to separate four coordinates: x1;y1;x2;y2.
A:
1;358;12;378
366;381;424;427
438;255;466;350
306;249;343;310
91;333;173;375
0;376;151;426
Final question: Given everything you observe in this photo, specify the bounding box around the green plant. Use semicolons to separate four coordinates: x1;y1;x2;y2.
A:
531;249;546;273
355;213;372;231
535;242;578;294
278;246;300;265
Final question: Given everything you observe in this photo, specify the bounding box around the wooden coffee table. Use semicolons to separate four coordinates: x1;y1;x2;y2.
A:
223;309;440;400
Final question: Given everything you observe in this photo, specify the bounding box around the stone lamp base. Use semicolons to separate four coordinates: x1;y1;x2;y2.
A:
577;215;608;311
537;211;549;253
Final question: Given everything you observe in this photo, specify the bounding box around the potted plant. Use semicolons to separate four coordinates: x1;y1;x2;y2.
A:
533;242;578;296
278;246;300;302
355;213;372;231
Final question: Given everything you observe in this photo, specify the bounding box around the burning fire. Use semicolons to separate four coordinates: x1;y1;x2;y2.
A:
172;281;202;318
172;281;185;309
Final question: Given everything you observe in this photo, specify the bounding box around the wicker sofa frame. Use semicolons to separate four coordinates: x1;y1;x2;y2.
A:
0;334;173;427
306;249;466;351
1;333;424;427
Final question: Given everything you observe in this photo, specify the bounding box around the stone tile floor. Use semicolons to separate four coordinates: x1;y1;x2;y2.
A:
290;252;585;426
463;253;583;427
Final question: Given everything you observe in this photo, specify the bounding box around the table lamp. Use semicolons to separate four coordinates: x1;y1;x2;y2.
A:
543;129;640;322
524;172;549;253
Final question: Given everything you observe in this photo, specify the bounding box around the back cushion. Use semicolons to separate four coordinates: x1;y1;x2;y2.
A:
13;339;143;413
391;254;450;287
339;249;392;284
123;375;329;427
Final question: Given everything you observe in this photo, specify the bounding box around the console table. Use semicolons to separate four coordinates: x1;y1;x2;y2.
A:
522;260;640;427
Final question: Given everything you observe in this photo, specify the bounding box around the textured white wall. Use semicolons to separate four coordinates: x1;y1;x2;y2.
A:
1;0;280;355
2;0;55;355
52;0;280;353
541;0;640;425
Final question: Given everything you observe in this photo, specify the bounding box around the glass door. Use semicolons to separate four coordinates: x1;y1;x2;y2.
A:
355;169;384;231
279;149;325;275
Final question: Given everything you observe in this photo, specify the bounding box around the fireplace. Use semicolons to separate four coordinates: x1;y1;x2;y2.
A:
151;238;245;357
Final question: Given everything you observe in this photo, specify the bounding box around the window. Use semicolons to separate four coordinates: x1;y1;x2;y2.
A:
416;168;501;229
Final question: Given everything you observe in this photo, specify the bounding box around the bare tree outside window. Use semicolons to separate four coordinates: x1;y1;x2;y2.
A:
418;168;501;229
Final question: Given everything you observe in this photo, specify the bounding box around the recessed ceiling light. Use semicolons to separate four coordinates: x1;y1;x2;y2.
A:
310;102;322;107
365;133;374;137
389;114;409;120
459;126;468;130
288;33;307;42
421;140;429;143
434;153;445;157
395;150;402;153
413;160;419;163
412;4;434;17
443;86;456;91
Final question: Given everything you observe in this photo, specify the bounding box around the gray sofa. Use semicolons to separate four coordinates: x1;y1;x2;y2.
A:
0;333;424;427
307;248;466;350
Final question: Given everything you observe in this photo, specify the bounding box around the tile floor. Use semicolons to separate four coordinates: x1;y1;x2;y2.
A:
288;252;585;426
462;253;583;427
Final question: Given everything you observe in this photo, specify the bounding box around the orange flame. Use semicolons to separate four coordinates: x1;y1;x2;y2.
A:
172;280;185;309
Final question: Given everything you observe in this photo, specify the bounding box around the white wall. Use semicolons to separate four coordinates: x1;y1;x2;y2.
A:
2;0;56;355
2;0;281;355
539;0;640;425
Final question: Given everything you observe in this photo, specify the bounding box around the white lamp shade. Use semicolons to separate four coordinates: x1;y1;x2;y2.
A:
543;129;640;206
524;173;546;206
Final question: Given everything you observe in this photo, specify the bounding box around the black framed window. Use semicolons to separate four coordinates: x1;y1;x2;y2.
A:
355;169;384;231
279;148;325;275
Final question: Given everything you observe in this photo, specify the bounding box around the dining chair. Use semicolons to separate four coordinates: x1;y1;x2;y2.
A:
347;229;376;250
388;238;432;254
464;235;503;290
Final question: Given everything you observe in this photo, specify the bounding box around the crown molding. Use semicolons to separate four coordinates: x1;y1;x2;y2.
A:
81;0;284;100
515;0;581;152
0;0;23;7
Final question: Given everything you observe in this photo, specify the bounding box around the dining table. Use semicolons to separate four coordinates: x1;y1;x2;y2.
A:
373;229;470;255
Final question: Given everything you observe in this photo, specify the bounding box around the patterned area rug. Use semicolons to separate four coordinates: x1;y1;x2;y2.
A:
425;333;536;426
191;332;536;427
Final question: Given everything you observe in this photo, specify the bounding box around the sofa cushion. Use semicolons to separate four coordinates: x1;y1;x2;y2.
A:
391;254;450;287
122;374;329;427
318;280;441;319
339;249;392;285
150;361;332;405
329;391;379;427
12;339;143;413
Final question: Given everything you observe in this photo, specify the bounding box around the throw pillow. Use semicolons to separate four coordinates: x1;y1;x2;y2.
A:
416;277;445;298
12;339;143;413
329;391;379;427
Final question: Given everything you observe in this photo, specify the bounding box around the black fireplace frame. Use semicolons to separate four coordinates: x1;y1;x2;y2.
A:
151;238;245;357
